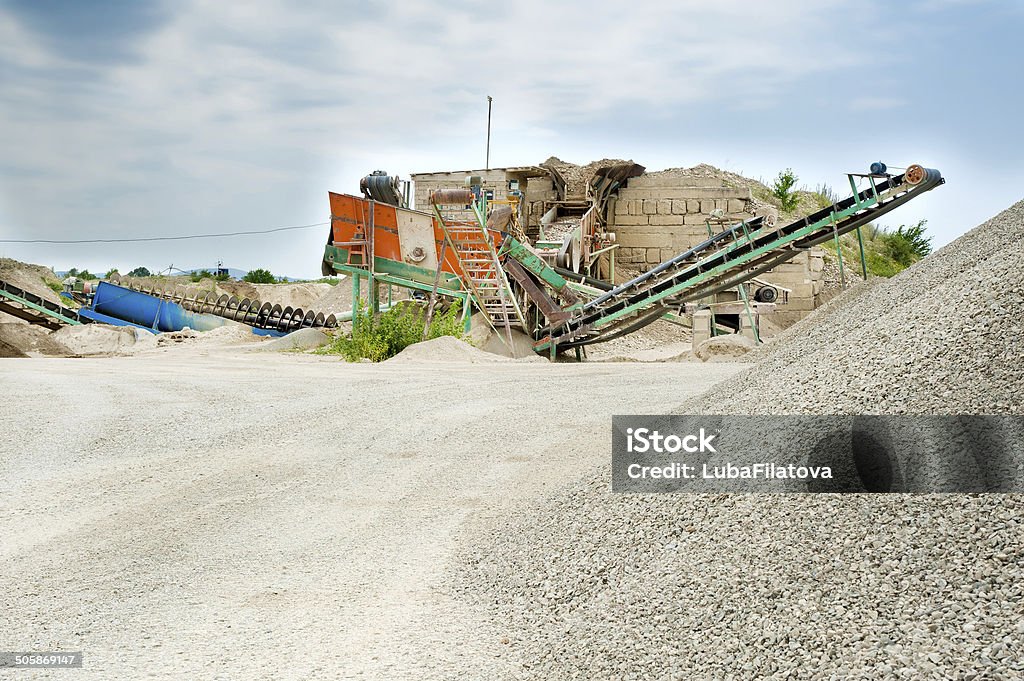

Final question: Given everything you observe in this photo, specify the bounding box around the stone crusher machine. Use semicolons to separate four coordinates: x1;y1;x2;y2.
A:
321;165;944;358
532;161;645;278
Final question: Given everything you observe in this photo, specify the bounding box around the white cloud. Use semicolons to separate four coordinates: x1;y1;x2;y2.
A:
0;0;1011;275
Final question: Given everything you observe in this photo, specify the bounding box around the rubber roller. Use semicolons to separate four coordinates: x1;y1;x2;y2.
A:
429;188;475;205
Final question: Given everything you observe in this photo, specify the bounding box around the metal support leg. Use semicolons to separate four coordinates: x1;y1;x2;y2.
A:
737;283;760;344
856;226;868;279
352;273;361;329
833;224;847;289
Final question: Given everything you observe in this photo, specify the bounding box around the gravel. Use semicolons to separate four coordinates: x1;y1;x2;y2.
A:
0;354;745;680
455;200;1024;679
694;199;1024;415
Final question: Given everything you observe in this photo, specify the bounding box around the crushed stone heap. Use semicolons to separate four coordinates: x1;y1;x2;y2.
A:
456;200;1024;679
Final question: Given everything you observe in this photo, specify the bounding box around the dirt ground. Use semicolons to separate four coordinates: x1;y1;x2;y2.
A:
0;349;743;680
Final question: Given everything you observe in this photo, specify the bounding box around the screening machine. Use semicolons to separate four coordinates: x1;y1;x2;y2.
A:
322;165;943;357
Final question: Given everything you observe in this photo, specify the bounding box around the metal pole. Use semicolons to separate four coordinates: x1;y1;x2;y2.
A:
486;95;493;170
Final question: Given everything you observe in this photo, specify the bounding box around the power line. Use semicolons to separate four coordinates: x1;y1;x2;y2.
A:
0;221;330;244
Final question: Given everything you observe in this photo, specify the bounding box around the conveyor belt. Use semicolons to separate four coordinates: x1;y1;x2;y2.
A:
535;166;943;352
0;279;84;329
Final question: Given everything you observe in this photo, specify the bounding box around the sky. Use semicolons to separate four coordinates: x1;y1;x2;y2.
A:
1;0;1021;279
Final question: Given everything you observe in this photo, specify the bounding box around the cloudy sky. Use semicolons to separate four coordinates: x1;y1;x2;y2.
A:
1;0;1021;278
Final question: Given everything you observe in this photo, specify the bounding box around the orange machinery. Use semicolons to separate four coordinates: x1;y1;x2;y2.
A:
321;189;485;322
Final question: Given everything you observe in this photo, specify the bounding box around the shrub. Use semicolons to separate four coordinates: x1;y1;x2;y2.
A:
320;300;465;362
127;266;151;277
105;267;119;278
771;168;801;212
189;269;213;283
242;268;276;284
886;220;932;265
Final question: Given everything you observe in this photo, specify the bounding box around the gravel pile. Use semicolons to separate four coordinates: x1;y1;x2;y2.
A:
696;199;1024;415
541;157;633;199
456;201;1024;679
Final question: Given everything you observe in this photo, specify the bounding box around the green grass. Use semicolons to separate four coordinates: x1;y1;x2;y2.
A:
318;300;465;362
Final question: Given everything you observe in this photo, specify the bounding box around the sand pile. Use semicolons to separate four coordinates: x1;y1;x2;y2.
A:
250;328;329;352
0;323;70;357
195;324;263;346
0;258;65;307
387;336;515;364
693;333;757;362
456;200;1024;679
52;324;156;356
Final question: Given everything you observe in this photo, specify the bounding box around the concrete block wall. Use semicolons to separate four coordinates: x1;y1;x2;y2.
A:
609;176;825;330
411;169;510;213
411;168;554;232
524;177;558;229
609;184;754;267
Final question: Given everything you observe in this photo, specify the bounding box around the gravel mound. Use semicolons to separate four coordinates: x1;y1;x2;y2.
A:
456;200;1024;679
689;199;1024;415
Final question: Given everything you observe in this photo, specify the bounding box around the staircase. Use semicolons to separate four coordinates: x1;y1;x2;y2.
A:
430;189;525;346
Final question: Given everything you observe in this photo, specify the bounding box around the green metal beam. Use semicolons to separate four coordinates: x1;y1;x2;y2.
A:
588;192;885;330
0;287;81;326
499;236;577;301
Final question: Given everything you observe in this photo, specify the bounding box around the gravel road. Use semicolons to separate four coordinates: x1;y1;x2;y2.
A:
0;351;743;679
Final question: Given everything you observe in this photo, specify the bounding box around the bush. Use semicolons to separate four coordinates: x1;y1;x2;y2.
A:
771;168;801;212
242;268;276;284
821;220;931;278
189;269;213;283
320;300;465;362
127;266;151;277
886;220;932;266
105;267;119;278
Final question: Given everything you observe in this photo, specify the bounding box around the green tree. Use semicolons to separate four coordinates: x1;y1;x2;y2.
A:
242;268;276;284
105;267;119;278
127;266;151;277
771;168;801;212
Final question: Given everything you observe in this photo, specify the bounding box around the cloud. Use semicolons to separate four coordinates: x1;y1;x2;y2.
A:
0;0;1019;275
850;97;908;111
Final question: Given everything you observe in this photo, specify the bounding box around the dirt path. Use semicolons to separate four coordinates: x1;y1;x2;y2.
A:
0;353;743;679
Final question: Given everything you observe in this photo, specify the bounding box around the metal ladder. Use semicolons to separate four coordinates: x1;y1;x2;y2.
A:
430;189;525;348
